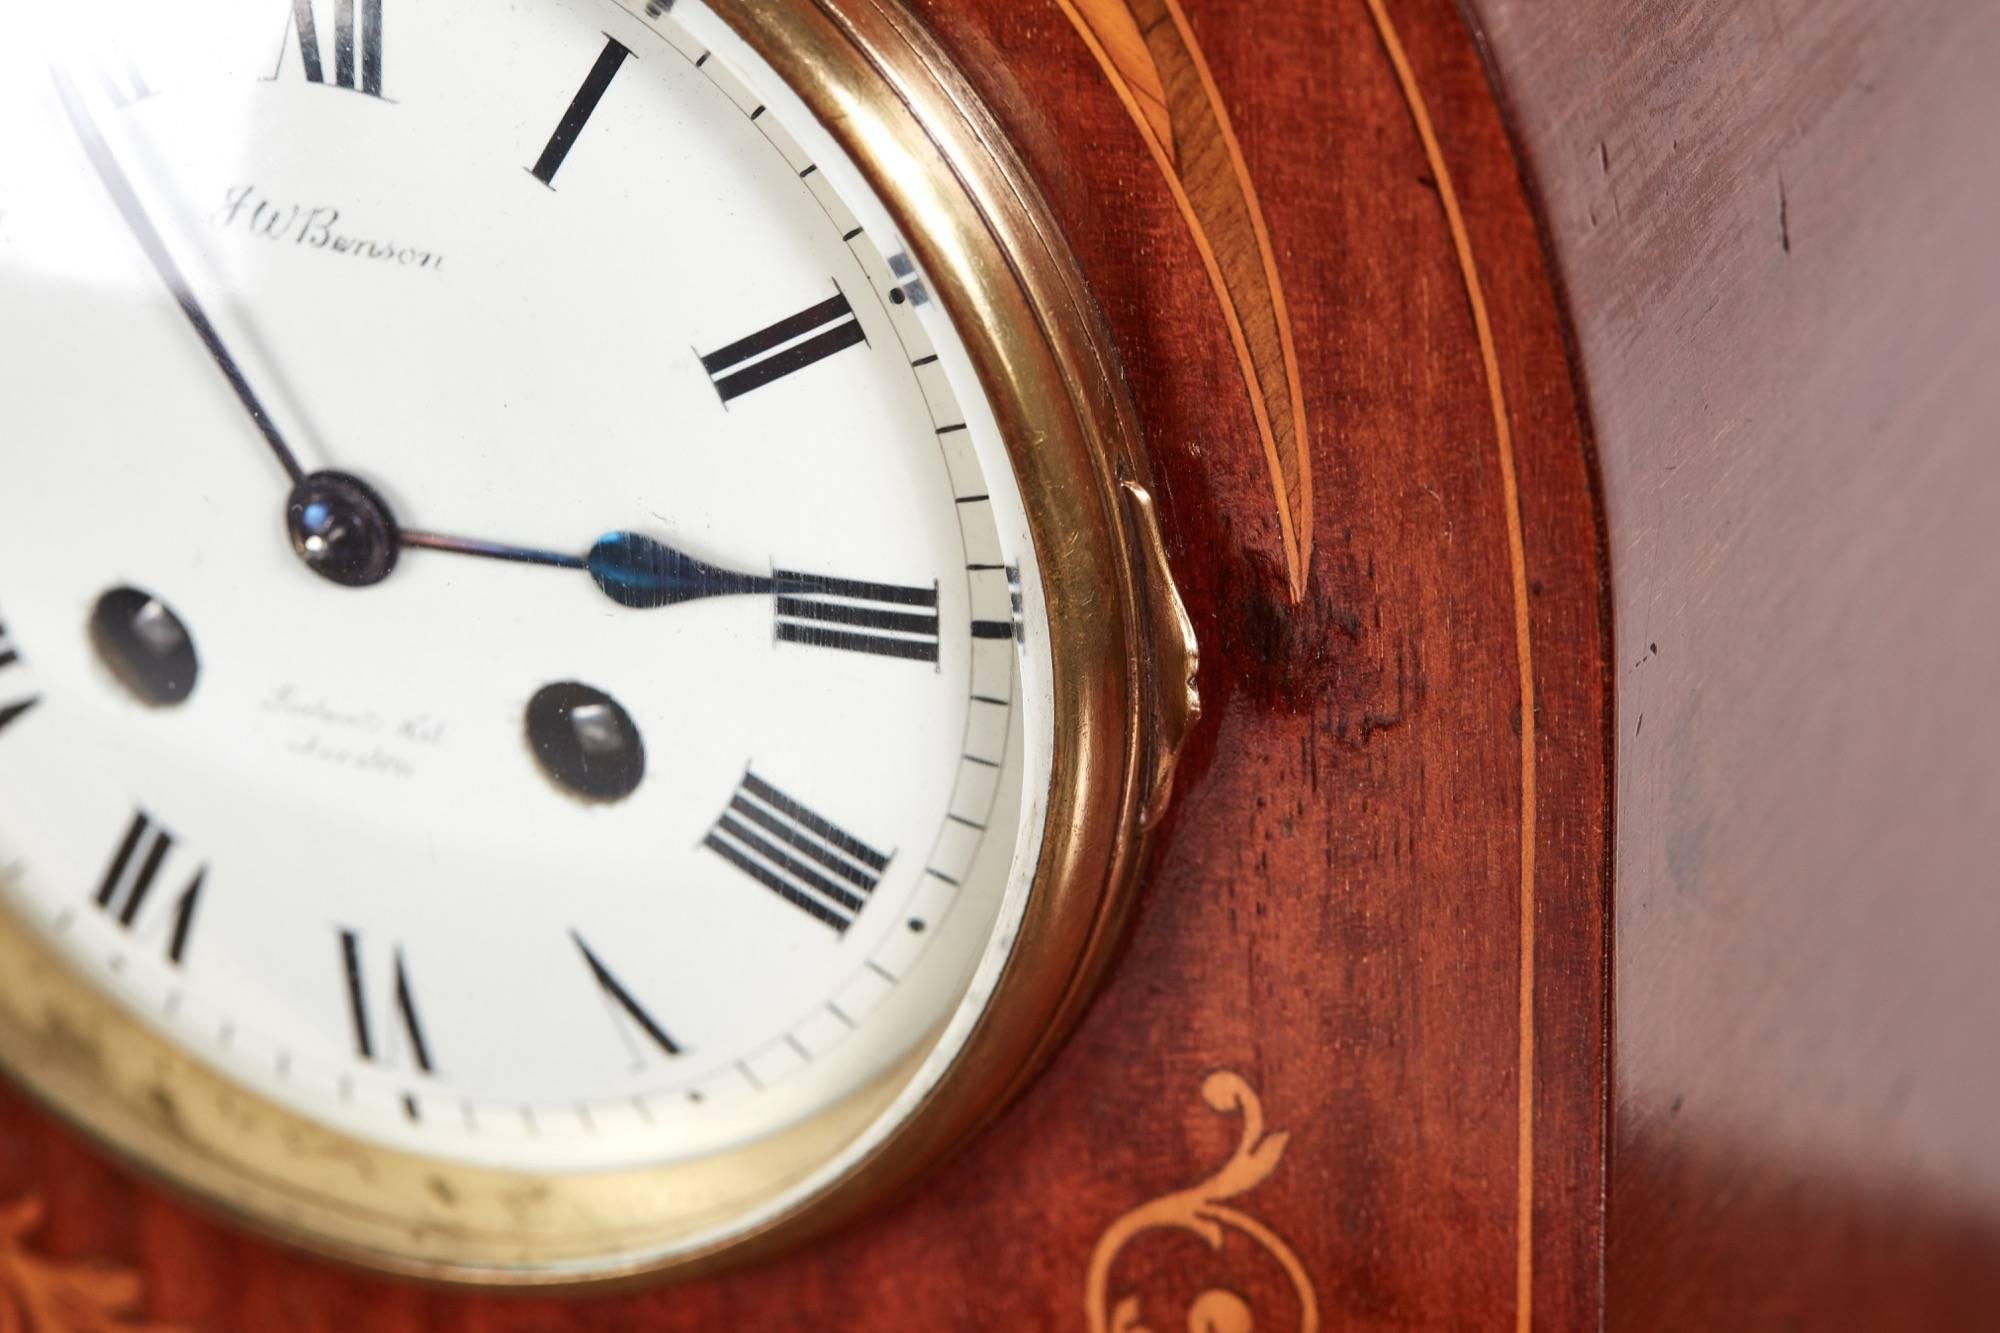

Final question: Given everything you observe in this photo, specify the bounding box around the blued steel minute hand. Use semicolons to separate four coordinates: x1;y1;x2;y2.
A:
52;69;308;485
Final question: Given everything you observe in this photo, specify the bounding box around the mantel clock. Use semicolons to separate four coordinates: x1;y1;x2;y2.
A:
0;0;1196;1286
3;0;1996;1326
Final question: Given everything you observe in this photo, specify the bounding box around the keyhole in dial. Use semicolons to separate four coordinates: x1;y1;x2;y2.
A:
89;586;199;707
526;682;646;803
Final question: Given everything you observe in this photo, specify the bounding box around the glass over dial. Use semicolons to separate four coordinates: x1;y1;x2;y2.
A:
0;0;1049;1172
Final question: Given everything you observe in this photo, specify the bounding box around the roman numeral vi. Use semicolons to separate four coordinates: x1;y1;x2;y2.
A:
339;929;434;1118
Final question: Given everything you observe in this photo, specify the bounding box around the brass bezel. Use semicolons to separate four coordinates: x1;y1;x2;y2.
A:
0;0;1196;1286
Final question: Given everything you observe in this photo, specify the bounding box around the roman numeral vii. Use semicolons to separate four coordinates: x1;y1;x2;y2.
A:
273;0;386;98
704;772;891;934
94;810;204;967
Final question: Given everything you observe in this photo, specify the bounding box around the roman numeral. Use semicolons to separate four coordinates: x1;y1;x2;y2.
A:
273;0;385;98
100;62;155;109
0;616;35;738
774;572;939;663
573;932;682;1062
699;291;865;402
529;36;631;187
703;772;891;934
339;930;433;1117
0;699;35;737
94;811;204;966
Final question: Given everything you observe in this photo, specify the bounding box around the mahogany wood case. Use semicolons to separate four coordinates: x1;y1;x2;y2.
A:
3;0;1995;1328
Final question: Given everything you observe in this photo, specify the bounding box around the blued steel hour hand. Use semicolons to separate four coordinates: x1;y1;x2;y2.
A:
401;528;783;609
400;530;949;666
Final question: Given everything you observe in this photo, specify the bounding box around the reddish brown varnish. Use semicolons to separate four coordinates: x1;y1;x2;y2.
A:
2;0;1994;1327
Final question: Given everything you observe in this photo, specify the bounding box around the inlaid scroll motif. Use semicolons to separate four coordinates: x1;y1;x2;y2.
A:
1086;1073;1319;1332
0;1197;185;1333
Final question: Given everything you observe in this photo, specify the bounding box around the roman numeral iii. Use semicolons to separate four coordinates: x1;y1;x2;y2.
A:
94;811;204;967
699;291;865;402
273;0;386;98
774;571;940;663
703;772;891;934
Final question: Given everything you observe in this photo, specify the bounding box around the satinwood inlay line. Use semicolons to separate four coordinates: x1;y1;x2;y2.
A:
1361;1;1542;1326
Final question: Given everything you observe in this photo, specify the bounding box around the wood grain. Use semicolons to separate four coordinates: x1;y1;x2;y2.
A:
1459;0;2000;1324
1355;4;1541;1321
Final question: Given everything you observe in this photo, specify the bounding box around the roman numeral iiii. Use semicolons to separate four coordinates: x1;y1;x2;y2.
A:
699;291;865;402
704;772;891;934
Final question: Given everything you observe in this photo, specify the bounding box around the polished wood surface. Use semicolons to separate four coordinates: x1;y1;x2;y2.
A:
1463;0;2000;1325
4;0;1995;1326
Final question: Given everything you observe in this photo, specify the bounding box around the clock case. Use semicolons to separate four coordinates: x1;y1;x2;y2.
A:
0;0;1197;1287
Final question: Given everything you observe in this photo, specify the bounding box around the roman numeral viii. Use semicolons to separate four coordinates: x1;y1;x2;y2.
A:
339;929;434;1118
0;614;37;740
775;572;940;663
273;0;386;98
94;811;204;967
704;772;891;934
699;291;865;402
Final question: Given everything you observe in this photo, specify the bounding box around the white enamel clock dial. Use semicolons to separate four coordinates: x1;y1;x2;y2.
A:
0;0;1051;1173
